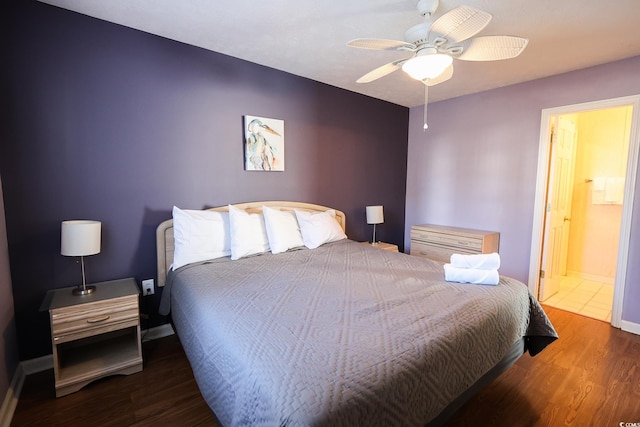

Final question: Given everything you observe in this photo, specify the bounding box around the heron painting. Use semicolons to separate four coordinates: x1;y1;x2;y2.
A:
244;115;285;171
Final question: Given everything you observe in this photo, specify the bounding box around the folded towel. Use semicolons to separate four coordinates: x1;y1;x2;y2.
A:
592;176;624;205
444;264;500;286
450;252;500;270
604;177;624;204
593;177;606;191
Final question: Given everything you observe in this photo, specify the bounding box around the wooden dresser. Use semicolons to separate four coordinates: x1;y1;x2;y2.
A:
410;224;499;263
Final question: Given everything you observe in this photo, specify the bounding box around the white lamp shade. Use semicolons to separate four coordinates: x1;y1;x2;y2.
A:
366;206;384;225
61;220;101;256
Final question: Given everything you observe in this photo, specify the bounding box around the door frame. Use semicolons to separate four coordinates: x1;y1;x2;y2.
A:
528;95;640;328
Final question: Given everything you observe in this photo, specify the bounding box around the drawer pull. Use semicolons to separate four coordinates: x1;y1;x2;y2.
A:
86;315;110;324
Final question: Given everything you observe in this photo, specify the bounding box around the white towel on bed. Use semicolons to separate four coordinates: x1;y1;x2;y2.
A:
450;252;500;270
443;264;500;286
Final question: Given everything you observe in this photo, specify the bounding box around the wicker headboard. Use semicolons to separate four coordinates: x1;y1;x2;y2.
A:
156;201;347;287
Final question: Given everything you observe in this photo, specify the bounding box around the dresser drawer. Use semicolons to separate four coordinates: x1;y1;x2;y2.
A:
410;241;476;263
410;229;482;251
51;296;139;338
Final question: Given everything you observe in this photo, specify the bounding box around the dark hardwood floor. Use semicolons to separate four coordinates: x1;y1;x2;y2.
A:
448;305;640;426
11;335;218;426
11;305;640;426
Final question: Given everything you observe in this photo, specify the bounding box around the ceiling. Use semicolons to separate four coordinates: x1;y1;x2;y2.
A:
38;0;640;108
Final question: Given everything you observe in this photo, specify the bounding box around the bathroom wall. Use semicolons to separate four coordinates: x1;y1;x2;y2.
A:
567;106;632;281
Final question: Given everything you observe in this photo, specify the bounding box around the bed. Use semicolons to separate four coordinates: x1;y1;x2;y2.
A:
157;201;557;426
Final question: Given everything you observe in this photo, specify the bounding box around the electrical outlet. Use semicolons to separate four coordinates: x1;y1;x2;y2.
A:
142;279;155;296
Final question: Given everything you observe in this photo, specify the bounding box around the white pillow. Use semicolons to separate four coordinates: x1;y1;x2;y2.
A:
172;206;231;270
228;205;270;260
294;209;347;249
262;206;304;254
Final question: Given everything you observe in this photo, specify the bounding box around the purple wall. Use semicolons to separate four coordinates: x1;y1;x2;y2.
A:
406;56;640;325
2;1;408;360
0;175;19;403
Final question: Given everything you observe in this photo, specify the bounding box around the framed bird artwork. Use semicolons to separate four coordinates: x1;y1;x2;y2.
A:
243;115;285;171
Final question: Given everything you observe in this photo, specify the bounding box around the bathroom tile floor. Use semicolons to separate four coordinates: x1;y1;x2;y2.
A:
542;275;613;322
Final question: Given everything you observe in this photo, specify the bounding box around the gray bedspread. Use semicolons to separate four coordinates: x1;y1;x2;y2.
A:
160;240;557;426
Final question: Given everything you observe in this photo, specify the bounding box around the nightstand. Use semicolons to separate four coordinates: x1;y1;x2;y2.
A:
361;241;399;252
40;278;143;397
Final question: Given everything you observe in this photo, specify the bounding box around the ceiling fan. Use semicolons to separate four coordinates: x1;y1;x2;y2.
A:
347;0;528;128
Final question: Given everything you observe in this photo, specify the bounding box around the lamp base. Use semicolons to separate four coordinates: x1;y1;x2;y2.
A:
72;285;96;296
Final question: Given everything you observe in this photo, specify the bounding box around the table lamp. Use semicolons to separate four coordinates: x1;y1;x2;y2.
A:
61;220;101;296
366;205;384;245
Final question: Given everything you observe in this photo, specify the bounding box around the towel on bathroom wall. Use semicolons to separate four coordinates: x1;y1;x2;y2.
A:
592;177;606;191
592;177;606;204
605;177;624;204
450;253;500;270
592;177;624;205
443;264;500;286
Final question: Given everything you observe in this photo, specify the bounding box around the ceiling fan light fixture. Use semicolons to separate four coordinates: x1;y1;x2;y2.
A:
401;54;453;81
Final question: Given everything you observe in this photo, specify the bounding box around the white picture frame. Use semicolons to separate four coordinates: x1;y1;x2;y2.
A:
244;115;285;171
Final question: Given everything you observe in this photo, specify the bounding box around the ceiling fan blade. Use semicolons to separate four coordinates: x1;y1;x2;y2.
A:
423;63;453;86
347;38;416;51
456;36;529;61
429;6;491;44
356;59;406;83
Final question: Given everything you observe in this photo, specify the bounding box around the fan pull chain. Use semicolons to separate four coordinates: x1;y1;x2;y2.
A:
423;83;429;130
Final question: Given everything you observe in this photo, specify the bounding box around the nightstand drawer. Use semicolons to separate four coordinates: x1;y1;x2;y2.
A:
51;296;138;338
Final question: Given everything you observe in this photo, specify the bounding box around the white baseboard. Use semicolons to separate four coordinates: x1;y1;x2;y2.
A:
0;323;175;426
567;270;615;285
620;320;640;336
0;364;24;427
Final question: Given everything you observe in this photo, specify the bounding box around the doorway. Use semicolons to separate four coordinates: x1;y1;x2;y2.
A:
528;95;640;328
539;108;631;322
